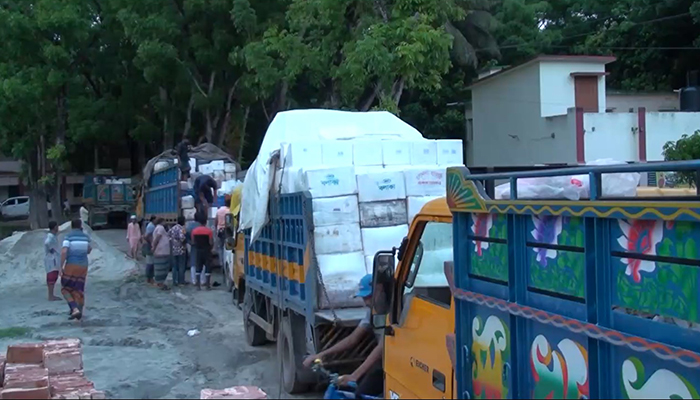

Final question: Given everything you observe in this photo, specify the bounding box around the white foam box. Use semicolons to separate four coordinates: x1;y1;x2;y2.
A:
356;169;406;202
283;142;323;168
436;139;463;166
321;141;354;166
210;160;225;171
407;196;441;224
181;195;195;209
208;206;218;219
382;140;412;165
314;223;363;255
184;208;197;220
361;224;409;257
410;140;437;165
302;166;357;198
189;158;197;171
352;140;383;166
404;166;447;196
198;163;211;174
312;195;360;227
224;163;236;173
359;199;408;228
317;251;366;309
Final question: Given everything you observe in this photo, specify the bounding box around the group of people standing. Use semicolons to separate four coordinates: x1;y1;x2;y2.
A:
125;174;229;291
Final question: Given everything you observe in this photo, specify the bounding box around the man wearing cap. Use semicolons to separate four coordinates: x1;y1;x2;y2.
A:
303;274;384;398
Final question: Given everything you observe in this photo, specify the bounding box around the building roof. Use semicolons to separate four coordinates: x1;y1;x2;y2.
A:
468;55;617;89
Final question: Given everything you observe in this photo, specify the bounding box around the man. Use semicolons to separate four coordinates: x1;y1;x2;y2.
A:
191;211;214;290
63;199;71;218
185;217;200;286
126;215;141;259
193;174;218;215
168;215;187;286
303;274;384;397
79;204;89;227
177;139;192;181
215;194;231;258
143;216;157;285
150;217;172;290
44;221;61;301
60;219;92;321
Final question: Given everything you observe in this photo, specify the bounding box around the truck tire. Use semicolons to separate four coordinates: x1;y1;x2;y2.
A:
243;290;267;346
280;314;313;394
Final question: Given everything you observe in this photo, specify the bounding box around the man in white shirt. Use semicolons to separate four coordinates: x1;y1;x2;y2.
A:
79;204;89;227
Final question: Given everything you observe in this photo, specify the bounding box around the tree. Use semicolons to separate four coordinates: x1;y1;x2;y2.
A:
662;131;700;187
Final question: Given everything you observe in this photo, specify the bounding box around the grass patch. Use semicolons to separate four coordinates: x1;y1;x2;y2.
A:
0;327;32;339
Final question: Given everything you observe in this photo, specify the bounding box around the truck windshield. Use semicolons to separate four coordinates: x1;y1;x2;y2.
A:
405;221;453;305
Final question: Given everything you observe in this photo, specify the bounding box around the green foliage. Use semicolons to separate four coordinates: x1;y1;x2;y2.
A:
663;131;700;187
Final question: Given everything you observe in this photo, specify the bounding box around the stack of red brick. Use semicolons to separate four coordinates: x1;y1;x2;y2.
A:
0;339;105;399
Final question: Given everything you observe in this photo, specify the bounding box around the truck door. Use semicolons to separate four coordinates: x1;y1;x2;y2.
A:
384;220;454;399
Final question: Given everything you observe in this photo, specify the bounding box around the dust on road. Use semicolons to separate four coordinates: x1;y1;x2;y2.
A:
0;228;314;399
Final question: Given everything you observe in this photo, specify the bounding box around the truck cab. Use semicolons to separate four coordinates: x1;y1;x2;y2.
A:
373;198;456;399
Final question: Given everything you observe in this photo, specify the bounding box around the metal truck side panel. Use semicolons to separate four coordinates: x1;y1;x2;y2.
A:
447;161;700;400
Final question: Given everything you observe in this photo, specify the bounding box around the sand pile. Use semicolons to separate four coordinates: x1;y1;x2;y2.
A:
0;223;137;289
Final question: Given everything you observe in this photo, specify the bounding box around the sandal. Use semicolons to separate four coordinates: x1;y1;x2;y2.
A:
159;285;171;291
69;309;82;320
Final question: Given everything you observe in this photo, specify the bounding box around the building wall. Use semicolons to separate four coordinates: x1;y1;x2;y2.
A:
471;62;578;166
584;112;639;161
645;112;700;160
539;61;607;117
606;93;679;112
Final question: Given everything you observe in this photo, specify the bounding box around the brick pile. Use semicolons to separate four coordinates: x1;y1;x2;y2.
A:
200;386;267;399
0;339;105;400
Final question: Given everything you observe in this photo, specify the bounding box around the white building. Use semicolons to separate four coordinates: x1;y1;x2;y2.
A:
0;155;85;206
465;55;700;167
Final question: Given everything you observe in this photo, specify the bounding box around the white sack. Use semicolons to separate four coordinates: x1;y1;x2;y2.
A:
494;158;641;200
312;195;360;227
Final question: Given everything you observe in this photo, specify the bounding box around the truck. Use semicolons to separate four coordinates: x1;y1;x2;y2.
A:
82;171;138;228
226;189;377;395
367;161;700;399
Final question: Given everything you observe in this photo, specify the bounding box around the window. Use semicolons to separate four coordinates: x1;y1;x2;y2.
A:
2;198;16;207
73;183;84;198
403;222;453;308
16;197;28;204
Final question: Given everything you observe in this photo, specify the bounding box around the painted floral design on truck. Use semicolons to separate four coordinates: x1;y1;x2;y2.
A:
529;335;589;399
622;357;699;399
471;315;510;399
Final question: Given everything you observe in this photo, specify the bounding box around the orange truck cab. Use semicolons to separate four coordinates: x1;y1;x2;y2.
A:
379;198;456;399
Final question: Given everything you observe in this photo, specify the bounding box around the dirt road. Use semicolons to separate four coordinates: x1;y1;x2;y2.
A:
0;228;313;399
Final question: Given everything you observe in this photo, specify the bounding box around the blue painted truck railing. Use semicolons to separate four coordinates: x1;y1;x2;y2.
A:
447;160;700;399
144;165;186;223
243;192;319;322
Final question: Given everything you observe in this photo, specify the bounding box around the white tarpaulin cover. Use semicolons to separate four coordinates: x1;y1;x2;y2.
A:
240;109;424;243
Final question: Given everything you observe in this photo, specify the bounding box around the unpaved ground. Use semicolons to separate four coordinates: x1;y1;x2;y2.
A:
0;228;314;399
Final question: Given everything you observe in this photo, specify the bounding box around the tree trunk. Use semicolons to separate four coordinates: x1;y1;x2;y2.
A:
53;87;68;224
183;91;195;139
270;81;289;122
216;84;238;148
27;143;49;229
237;106;250;162
160;87;172;151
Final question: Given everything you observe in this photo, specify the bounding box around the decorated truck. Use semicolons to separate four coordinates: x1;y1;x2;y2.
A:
82;172;137;228
368;160;700;399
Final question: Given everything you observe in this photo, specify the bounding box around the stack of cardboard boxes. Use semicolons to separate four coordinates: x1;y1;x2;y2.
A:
0;339;104;400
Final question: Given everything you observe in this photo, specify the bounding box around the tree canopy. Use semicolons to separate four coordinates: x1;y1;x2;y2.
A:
3;0;700;227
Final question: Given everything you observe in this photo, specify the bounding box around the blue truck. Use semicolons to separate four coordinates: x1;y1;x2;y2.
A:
82;173;138;228
239;191;376;395
366;160;700;399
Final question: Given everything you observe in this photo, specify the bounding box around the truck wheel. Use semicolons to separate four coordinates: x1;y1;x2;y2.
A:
243;290;267;347
280;314;313;394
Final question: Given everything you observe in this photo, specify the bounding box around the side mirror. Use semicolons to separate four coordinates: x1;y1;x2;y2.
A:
370;251;395;329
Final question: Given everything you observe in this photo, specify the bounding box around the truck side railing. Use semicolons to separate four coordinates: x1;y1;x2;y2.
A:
447;160;700;399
